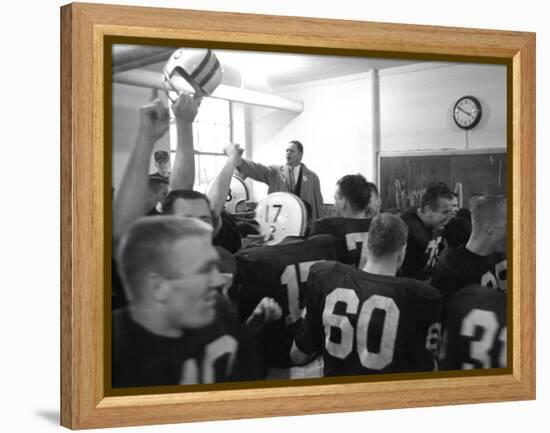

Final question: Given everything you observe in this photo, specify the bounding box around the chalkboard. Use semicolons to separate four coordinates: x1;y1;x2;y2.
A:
379;152;506;211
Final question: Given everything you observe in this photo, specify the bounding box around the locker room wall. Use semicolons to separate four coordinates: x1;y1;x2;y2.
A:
246;72;374;204
379;62;507;152
245;62;506;205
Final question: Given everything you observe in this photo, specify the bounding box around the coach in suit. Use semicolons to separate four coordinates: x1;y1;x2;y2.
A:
235;140;324;220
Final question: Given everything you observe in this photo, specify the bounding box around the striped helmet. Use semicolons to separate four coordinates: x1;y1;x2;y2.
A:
163;48;223;103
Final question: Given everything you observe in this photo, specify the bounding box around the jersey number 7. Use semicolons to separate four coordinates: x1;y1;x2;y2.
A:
345;232;369;269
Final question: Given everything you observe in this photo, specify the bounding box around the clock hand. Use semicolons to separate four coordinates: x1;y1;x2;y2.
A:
457;106;472;117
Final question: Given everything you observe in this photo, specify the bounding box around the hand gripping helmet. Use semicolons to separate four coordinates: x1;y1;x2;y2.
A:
163;48;223;103
206;175;251;215
254;192;307;246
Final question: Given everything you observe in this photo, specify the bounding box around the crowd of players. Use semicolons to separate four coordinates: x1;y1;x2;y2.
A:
111;92;507;388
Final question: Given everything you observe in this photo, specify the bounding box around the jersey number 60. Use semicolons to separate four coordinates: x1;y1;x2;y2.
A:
323;288;400;370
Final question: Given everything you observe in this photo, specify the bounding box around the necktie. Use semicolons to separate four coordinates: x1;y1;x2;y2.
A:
289;167;295;192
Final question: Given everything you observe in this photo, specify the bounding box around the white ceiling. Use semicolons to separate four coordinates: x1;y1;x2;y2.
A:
141;47;420;91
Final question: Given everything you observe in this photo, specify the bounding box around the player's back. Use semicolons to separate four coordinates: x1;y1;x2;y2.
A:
441;284;507;370
310;217;371;268
234;234;339;369
431;246;507;323
295;261;442;377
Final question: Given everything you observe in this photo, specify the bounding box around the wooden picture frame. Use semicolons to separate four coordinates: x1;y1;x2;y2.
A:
60;2;535;429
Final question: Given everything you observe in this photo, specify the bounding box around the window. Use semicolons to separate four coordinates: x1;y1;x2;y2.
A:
170;97;232;192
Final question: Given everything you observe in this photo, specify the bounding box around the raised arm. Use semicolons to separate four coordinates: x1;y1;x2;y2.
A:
208;143;244;218
113;100;169;245
169;94;200;191
236;157;276;185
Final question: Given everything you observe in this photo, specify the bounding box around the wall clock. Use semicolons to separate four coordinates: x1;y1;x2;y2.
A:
453;95;482;130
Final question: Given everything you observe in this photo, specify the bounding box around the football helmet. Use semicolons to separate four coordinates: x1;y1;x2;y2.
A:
255;192;307;246
206;175;251;215
163;48;223;103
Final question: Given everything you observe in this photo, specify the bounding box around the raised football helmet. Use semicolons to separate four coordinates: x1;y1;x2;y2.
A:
163;48;223;103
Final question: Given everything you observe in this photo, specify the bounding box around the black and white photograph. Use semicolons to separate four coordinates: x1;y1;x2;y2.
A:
5;0;547;430
110;43;508;390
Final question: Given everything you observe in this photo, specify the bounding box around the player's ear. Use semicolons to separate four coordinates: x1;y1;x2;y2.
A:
144;272;171;302
424;205;434;216
396;243;407;269
419;204;429;216
342;197;350;212
483;221;494;235
363;248;374;271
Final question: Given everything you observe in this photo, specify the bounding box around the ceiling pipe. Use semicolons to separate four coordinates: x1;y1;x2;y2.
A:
112;46;174;74
113;69;304;113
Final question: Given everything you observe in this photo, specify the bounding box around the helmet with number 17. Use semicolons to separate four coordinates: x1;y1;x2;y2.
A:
255;192;307;246
163;48;223;103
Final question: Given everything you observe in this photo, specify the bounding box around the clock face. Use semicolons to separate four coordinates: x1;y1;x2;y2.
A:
453;96;482;130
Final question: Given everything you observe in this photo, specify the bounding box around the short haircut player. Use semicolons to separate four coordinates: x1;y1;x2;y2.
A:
336;174;371;214
367;212;408;258
117;215;213;303
421;182;454;211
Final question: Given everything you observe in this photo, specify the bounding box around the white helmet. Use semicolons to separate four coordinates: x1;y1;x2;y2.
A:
255;192;307;246
206;175;250;215
163;48;223;103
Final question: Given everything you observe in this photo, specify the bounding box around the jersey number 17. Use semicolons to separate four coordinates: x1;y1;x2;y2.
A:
281;261;325;326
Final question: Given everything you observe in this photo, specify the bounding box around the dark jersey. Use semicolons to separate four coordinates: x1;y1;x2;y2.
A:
431;246;507;321
441;284;507;370
234;234;339;369
112;294;260;388
215;246;236;274
111;259;127;311
215;246;237;299
456;208;472;223
295;261;442;377
310;217;372;268
400;208;444;281
443;217;471;248
213;211;242;254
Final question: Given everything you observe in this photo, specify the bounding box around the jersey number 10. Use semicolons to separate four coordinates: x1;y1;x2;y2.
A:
180;335;238;384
